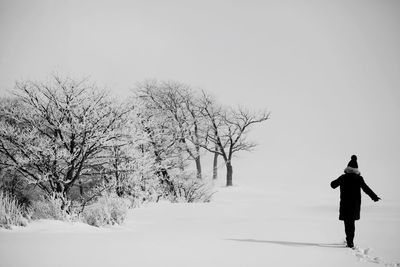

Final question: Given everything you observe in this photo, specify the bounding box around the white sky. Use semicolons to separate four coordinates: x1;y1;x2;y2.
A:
1;0;399;200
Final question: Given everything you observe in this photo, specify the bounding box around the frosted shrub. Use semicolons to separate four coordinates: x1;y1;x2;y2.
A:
83;195;129;227
0;191;27;229
82;204;110;227
30;195;68;220
170;175;215;203
124;174;164;207
109;200;128;225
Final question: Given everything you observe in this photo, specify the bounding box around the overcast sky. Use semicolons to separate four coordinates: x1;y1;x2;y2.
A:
1;0;399;200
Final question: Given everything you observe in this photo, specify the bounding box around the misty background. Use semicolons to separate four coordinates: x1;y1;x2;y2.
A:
1;0;399;201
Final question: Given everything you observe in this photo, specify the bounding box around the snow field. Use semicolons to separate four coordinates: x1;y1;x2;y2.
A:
0;185;399;267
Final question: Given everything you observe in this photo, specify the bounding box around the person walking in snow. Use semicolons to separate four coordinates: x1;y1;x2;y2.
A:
330;155;380;248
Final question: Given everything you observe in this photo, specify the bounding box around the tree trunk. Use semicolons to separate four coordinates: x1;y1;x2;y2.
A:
116;174;123;197
157;167;176;197
226;161;233;186
213;151;218;180
79;180;84;196
54;184;69;212
153;149;175;197
195;156;202;179
114;152;123;197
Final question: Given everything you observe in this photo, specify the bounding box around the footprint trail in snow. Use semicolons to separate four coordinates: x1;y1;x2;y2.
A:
351;246;400;266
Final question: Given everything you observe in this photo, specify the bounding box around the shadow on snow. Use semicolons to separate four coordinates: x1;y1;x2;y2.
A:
226;239;346;248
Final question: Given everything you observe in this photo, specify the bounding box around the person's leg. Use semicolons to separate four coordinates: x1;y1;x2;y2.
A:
344;220;355;247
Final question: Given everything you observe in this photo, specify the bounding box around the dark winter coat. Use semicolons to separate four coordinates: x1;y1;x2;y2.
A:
331;173;379;221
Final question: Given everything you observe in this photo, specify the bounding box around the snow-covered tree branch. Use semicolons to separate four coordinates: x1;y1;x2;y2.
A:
136;80;207;179
199;92;270;186
0;76;132;210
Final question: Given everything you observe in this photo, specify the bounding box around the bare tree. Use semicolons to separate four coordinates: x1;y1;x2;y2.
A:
0;76;131;210
133;97;184;197
212;144;219;180
136;80;206;179
200;93;270;186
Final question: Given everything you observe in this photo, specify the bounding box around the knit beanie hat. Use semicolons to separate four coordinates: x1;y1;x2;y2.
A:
347;155;358;168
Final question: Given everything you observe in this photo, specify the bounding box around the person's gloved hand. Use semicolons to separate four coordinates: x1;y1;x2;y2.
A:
374;197;381;202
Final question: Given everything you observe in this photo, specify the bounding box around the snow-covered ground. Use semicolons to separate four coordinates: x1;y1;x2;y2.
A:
0;184;399;267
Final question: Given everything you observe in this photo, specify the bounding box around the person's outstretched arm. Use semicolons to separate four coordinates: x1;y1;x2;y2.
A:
331;176;342;189
360;177;380;202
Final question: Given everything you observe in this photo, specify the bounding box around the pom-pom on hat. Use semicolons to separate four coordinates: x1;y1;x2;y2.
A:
347;155;358;168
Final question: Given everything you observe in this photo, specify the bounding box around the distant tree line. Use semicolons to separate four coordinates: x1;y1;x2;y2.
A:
0;76;269;212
